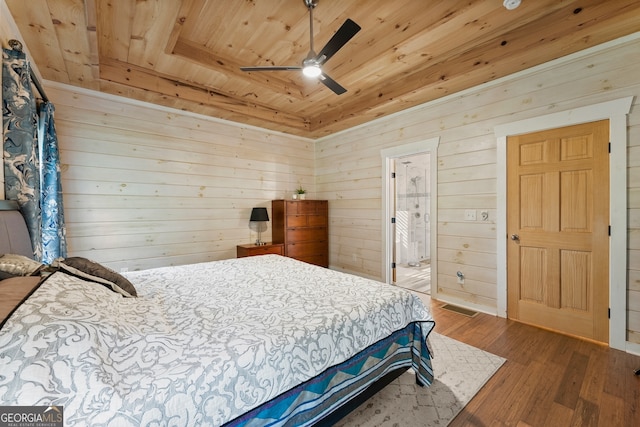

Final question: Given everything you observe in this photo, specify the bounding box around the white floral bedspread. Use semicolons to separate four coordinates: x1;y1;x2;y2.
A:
0;255;433;426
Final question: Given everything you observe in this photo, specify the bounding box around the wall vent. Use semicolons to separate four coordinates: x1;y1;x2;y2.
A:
440;304;478;317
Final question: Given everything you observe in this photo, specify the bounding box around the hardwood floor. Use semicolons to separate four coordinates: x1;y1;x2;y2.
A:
427;298;640;427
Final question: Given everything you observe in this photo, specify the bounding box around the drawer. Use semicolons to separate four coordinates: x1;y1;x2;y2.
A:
237;243;284;257
284;201;304;214
286;227;327;242
286;241;327;257
307;215;327;226
286;215;308;227
250;245;283;256
293;253;328;268
285;200;327;215
286;214;327;228
298;201;327;214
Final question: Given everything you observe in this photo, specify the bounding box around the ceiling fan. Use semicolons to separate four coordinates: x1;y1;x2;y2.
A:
240;0;361;95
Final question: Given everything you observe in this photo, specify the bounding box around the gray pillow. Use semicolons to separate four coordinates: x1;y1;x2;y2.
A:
54;257;137;297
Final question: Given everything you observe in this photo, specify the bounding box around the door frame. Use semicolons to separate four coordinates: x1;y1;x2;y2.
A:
495;96;633;351
381;138;440;291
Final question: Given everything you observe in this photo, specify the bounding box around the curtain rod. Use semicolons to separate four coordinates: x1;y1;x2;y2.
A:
7;39;49;102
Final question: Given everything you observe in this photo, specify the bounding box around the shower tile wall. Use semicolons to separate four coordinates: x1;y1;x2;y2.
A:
396;154;430;266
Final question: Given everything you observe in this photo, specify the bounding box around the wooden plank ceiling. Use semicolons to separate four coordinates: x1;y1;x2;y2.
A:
6;0;640;138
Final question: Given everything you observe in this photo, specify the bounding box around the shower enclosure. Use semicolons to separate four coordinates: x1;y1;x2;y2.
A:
394;153;430;293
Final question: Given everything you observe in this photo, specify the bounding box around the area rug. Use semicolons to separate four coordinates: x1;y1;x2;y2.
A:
335;332;506;426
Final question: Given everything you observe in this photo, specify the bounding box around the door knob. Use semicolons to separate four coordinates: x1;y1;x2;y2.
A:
510;234;520;241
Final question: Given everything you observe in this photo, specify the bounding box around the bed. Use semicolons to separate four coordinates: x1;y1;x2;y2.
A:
0;202;435;426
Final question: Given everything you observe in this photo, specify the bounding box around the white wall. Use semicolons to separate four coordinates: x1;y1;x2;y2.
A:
46;84;314;271
315;34;640;344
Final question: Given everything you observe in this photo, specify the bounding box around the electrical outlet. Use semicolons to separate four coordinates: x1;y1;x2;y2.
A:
464;210;476;221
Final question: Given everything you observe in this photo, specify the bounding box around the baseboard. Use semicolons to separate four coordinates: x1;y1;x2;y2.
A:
626;341;640;356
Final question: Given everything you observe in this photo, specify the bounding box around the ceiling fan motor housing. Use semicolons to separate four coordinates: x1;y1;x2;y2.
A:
304;0;319;9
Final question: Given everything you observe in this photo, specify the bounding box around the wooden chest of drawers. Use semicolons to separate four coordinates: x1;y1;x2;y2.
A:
272;200;328;267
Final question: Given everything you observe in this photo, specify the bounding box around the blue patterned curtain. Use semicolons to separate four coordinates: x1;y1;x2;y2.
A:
2;48;67;262
38;102;67;262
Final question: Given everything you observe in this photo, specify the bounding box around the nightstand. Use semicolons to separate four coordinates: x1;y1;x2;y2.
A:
236;242;284;258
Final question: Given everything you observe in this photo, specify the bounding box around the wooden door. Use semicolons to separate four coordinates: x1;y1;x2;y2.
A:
507;120;609;343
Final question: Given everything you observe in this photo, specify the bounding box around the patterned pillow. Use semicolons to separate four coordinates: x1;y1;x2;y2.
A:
0;254;43;276
53;257;137;297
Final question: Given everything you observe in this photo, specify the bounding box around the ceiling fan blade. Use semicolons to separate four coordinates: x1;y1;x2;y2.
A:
316;18;361;65
318;73;346;95
240;66;302;72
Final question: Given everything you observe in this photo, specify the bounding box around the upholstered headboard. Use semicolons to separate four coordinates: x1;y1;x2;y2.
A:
0;200;34;259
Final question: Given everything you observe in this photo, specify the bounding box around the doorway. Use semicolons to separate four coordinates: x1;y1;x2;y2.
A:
381;138;439;297
395;154;431;294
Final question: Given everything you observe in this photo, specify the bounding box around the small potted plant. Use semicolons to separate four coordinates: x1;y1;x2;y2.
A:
296;185;307;200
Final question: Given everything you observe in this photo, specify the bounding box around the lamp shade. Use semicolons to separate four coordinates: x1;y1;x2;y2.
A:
250;207;269;222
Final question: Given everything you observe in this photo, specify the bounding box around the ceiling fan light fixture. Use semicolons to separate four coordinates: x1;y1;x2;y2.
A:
302;64;322;78
503;0;521;10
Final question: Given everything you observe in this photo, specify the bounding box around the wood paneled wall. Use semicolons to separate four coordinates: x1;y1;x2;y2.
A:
3;1;640;346
315;35;640;345
46;85;313;271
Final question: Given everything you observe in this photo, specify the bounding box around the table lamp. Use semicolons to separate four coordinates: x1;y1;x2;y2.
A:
250;207;269;245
